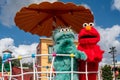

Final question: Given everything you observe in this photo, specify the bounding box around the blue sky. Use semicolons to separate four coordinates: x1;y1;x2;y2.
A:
0;0;120;65
0;23;39;46
62;0;120;27
0;0;120;45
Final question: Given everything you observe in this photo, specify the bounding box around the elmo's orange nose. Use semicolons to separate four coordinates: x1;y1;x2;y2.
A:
85;26;91;31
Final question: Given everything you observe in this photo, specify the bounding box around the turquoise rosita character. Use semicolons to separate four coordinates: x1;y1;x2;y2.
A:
52;27;87;80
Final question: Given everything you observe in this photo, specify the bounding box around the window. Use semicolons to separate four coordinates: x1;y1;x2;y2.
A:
48;45;53;63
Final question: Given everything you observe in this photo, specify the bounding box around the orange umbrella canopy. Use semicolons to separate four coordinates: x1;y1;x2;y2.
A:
14;2;94;37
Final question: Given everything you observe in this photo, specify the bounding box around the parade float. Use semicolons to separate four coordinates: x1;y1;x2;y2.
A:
0;1;104;80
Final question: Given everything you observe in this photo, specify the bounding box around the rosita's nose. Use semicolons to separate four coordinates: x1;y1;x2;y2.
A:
85;26;91;31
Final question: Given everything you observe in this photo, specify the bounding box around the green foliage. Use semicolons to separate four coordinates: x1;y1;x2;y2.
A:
22;62;33;69
102;65;113;80
0;56;2;71
11;59;20;67
0;57;10;72
117;74;120;79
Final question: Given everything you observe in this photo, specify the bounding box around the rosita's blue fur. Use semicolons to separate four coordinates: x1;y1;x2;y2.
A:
52;27;87;80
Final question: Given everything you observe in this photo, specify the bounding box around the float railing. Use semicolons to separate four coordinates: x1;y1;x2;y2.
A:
1;53;101;80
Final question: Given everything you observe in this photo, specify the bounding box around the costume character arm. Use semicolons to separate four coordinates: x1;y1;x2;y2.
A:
94;45;104;62
74;49;87;60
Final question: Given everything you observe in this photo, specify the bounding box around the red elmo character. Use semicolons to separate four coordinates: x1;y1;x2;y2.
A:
77;23;104;80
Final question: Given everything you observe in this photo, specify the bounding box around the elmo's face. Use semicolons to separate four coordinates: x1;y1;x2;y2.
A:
78;23;100;44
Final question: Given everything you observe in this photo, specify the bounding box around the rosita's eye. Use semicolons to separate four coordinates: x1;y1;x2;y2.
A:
64;28;67;31
83;23;88;27
67;29;69;31
89;22;94;27
60;29;64;32
63;28;70;32
66;28;70;31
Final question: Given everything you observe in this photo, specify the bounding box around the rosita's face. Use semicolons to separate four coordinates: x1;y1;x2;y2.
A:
78;23;100;45
53;28;75;43
53;28;76;54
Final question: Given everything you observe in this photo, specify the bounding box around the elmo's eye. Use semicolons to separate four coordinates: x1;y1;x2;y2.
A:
83;23;88;27
89;23;94;27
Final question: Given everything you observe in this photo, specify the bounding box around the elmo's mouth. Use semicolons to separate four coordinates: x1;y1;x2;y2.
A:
80;35;97;39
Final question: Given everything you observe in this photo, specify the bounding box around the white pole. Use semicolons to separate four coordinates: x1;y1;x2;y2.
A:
46;67;49;80
98;67;101;80
50;57;55;80
2;63;4;80
85;62;88;80
35;67;39;80
20;60;24;80
8;60;12;80
71;57;74;80
33;58;36;80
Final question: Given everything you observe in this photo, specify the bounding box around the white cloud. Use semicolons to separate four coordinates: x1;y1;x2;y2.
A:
14;43;38;57
0;38;15;54
112;0;120;11
97;25;120;66
0;0;58;27
0;37;38;62
81;4;91;9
